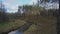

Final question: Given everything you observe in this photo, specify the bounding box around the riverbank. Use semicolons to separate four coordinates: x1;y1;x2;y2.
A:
23;16;57;34
0;19;26;34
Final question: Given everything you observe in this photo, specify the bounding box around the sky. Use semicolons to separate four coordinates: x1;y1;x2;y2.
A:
0;0;59;13
0;0;37;13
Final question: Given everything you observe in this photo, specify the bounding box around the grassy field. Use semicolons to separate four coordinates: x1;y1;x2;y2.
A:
22;16;57;34
0;15;57;34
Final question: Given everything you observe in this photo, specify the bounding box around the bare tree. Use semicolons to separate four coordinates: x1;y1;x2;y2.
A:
0;1;8;22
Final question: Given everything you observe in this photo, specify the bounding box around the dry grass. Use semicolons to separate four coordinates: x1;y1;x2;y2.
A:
22;15;57;34
0;19;26;33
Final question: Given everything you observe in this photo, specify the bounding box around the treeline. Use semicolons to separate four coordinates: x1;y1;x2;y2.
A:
7;5;58;20
0;5;58;22
40;9;58;17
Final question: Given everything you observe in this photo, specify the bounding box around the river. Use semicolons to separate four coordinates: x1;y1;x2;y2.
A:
8;30;22;34
8;21;33;34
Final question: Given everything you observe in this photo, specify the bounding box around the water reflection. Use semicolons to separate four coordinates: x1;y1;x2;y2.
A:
8;30;22;34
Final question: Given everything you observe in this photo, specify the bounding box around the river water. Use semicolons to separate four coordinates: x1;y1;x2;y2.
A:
8;30;22;34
